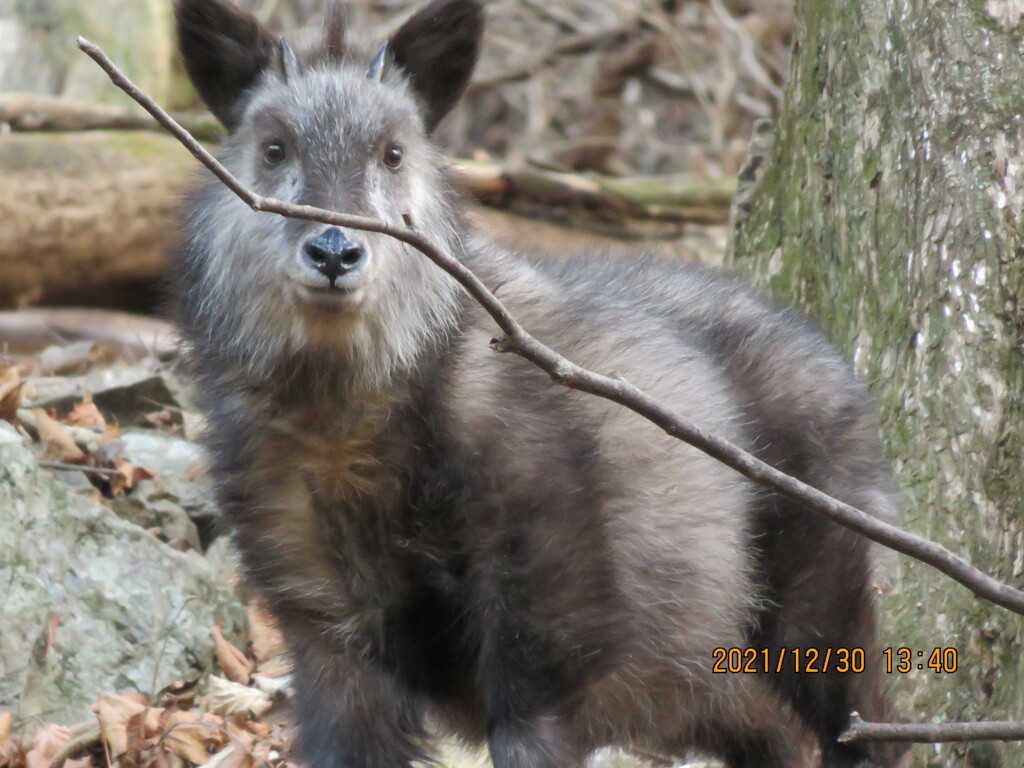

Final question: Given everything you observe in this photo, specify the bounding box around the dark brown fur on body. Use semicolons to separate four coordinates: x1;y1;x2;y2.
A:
173;2;906;767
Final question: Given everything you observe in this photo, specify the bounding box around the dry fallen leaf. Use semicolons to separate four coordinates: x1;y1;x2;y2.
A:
65;395;107;431
109;459;156;495
156;679;201;709
251;675;291;701
240;720;271;742
143;707;165;740
204;677;272;720
96;693;147;759
224;744;257;768
244;602;286;668
148;409;175;427
0;367;23;424
212;627;252;685
197;745;254;768
154;744;180;768
162;712;224;766
23;725;69;768
0;712;12;768
227;729;258;768
33;408;86;463
100;421;121;445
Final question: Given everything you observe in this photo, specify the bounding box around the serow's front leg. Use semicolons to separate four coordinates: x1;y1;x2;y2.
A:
473;502;625;768
288;635;426;768
477;594;613;768
487;712;581;768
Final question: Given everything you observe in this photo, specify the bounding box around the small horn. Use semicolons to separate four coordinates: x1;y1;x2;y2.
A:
367;42;388;81
280;37;300;83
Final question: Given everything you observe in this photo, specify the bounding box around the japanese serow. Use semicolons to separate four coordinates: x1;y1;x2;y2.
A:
173;1;906;766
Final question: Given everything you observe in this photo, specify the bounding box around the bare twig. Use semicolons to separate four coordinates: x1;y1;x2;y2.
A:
77;37;1024;617
38;461;120;477
840;713;1024;744
49;720;102;768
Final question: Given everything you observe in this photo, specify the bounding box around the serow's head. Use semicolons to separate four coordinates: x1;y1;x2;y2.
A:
175;0;483;383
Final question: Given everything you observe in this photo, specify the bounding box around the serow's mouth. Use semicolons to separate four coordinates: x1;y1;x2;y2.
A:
291;282;364;313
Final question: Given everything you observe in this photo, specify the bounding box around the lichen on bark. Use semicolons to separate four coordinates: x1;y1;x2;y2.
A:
727;1;1024;766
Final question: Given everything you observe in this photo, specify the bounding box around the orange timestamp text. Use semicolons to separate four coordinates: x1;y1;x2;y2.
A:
712;647;866;674
882;647;958;673
711;646;960;674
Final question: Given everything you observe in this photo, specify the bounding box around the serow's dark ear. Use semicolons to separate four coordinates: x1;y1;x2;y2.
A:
174;0;276;130
389;0;483;132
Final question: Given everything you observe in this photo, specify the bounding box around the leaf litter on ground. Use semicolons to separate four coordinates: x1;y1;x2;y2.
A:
2;604;294;768
1;341;301;768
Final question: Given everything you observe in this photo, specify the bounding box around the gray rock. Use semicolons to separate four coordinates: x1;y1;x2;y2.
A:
118;430;220;547
23;367;180;423
203;536;247;604
112;496;203;553
0;422;245;724
118;430;204;477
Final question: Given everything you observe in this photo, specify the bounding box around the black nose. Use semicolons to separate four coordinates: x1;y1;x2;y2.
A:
302;228;367;285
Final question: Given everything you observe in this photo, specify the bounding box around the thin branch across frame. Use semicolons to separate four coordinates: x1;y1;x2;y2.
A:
77;36;1024;619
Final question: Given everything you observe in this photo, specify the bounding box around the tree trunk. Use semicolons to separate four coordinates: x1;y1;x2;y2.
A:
728;2;1024;767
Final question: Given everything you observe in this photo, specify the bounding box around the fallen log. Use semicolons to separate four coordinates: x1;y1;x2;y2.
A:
452;158;735;224
0;92;223;141
0;131;193;308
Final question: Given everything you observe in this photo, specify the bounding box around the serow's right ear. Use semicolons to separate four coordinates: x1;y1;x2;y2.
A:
174;0;276;130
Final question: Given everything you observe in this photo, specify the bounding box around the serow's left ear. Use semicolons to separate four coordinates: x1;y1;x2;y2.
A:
389;0;484;132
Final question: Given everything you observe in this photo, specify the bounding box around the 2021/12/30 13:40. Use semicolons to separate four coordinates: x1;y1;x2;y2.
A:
711;647;959;674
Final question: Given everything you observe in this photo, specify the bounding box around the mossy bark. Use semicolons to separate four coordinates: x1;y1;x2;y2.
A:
728;1;1024;766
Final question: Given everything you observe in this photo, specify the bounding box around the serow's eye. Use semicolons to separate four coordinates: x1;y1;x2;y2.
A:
383;143;404;170
264;141;287;166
